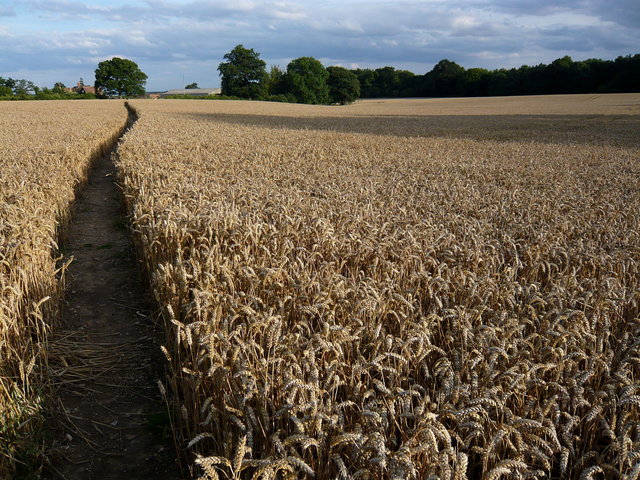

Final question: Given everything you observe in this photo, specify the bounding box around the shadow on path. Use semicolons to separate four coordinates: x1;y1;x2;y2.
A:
46;109;181;479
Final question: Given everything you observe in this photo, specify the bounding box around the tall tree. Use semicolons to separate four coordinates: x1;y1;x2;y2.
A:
375;66;400;96
266;66;287;96
611;54;640;92
461;68;490;96
0;77;16;91
94;57;147;97
430;59;465;96
286;57;330;104
218;45;267;99
13;79;36;96
0;77;37;97
53;82;67;94
326;66;360;104
352;69;377;97
396;70;417;96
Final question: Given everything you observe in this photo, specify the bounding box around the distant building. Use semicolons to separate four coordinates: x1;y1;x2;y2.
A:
159;88;221;98
65;81;102;95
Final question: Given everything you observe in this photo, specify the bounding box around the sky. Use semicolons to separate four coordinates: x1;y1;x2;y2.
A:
1;0;639;92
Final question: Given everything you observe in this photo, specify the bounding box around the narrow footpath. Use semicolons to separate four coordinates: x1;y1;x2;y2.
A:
47;113;181;479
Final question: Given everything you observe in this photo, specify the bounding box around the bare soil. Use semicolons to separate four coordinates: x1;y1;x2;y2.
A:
45;120;182;479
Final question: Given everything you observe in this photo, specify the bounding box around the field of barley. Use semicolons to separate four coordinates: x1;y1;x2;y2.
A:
119;94;640;479
0;100;127;475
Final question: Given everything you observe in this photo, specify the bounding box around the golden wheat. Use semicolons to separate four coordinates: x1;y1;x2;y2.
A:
118;95;640;479
0;100;127;475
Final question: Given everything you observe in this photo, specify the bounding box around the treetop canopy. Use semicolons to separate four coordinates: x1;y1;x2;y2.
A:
94;57;147;98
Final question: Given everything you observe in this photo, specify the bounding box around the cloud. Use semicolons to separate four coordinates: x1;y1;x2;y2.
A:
591;0;640;28
2;0;638;90
535;24;633;52
0;5;16;16
27;0;116;19
488;0;588;16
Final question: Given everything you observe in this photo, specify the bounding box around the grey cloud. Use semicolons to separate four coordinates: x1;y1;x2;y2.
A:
489;0;640;29
28;0;114;16
449;22;504;38
28;0;280;23
485;0;591;16
5;0;640;90
0;5;16;16
591;0;640;29
535;24;634;53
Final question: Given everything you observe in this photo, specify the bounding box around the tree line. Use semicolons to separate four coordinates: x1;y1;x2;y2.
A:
0;58;148;100
0;77;38;98
354;54;640;98
218;45;360;104
220;46;639;104
0;77;100;100
2;50;638;102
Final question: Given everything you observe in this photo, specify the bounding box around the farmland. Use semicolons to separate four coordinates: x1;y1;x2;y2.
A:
116;94;640;479
0;94;638;479
0;100;127;474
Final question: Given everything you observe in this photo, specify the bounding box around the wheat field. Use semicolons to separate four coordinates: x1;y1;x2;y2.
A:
2;95;637;478
0;100;127;475
118;95;640;479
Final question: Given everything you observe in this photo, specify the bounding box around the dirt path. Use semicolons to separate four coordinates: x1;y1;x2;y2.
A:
46;113;181;479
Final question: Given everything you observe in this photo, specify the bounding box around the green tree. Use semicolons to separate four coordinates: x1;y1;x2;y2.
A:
13;79;36;97
326;66;360;104
218;45;267;99
185;82;199;89
352;69;377;97
0;77;14;97
546;55;574;94
0;77;16;91
430;59;465;96
286;57;330;104
266;66;287;95
460;68;489;96
53;82;67;94
611;54;640;92
397;70;417;96
94;57;147;98
374;66;400;96
520;64;548;94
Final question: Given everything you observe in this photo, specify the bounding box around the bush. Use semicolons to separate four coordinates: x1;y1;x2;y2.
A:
263;94;292;103
161;95;245;100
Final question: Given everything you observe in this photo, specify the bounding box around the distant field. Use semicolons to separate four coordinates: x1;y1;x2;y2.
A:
353;93;640;115
155;93;640;147
119;95;640;479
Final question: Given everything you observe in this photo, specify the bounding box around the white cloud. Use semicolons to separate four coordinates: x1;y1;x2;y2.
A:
452;16;479;29
269;9;306;20
77;39;102;48
222;0;257;12
1;0;637;90
127;31;153;46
